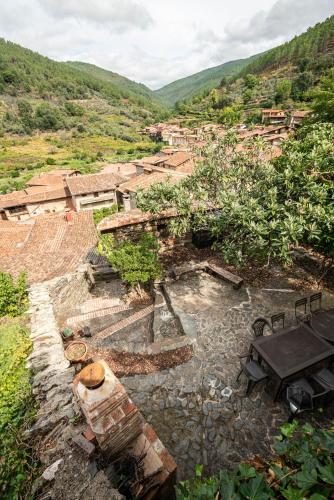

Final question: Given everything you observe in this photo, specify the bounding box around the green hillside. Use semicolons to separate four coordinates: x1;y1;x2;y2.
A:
0;39;168;193
154;55;261;106
237;15;334;79
174;15;334;126
66;61;159;106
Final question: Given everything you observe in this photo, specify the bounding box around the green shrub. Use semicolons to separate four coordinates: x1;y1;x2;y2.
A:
0;271;28;317
0;318;37;499
98;233;162;289
93;205;119;225
176;422;334;499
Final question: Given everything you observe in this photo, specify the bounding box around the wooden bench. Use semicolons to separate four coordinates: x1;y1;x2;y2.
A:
206;262;243;289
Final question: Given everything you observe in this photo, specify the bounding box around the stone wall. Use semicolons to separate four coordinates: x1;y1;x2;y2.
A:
50;264;93;326
108;218;192;251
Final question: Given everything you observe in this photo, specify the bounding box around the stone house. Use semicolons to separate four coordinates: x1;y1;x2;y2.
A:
0;187;73;221
262;109;286;125
290;110;311;129
66;173;126;212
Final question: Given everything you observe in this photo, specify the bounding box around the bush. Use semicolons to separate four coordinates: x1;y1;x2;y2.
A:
98;233;162;289
93;205;119;225
176;421;334;499
0;318;37;498
0;271;28;317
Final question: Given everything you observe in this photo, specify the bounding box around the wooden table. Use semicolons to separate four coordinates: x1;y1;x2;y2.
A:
251;323;334;400
310;310;334;343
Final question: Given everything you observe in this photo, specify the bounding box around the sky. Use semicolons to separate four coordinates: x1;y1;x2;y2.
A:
0;0;333;90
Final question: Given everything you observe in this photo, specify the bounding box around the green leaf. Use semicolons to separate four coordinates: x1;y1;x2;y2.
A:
309;494;329;500
280;485;306;500
238;464;257;479
293;465;318;490
281;421;299;438
195;464;204;478
239;474;272;500
219;470;238;500
318;462;334;485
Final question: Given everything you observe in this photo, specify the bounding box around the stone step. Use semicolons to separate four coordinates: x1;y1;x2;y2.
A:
80;297;121;313
94;305;154;341
67;304;132;326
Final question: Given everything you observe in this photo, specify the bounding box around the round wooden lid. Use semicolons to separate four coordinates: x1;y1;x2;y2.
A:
79;362;105;389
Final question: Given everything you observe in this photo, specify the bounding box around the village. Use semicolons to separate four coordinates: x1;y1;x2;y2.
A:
0;108;308;225
3;104;332;500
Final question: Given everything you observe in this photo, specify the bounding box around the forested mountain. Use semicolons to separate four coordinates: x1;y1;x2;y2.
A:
174;15;334;125
0;38;162;111
155;55;260;106
0;39;167;194
66;61;158;105
237;15;334;79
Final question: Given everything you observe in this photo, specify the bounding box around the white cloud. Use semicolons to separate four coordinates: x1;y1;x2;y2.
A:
0;0;332;89
38;0;154;31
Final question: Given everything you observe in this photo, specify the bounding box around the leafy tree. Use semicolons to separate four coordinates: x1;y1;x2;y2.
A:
138;126;334;269
98;233;162;292
17;100;34;132
275;79;292;103
34;103;63;131
218;106;242;126
244;73;259;89
310;69;334;122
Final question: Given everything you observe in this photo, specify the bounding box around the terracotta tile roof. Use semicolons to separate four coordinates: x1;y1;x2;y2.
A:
48;169;80;176
163;152;192;168
27;174;65;188
118;172;184;194
0;220;34;255
0;187;70;209
134;156;166;166
0;212;98;284
292;110;311;118
101;163;137;177
66;173;126;196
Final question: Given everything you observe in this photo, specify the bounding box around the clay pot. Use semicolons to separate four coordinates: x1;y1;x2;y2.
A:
65;341;88;363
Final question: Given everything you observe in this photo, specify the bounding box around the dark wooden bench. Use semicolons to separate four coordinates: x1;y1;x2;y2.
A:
205;262;243;289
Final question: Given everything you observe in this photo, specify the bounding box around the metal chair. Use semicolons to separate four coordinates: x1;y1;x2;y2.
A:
286;383;313;421
295;297;309;324
236;352;268;396
251;317;272;338
286;376;332;421
271;312;285;333
310;292;322;315
311;367;334;389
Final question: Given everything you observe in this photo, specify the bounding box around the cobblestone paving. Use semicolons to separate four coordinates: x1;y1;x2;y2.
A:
121;271;334;480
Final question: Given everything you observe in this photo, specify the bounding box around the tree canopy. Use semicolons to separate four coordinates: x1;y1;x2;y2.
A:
137;125;334;268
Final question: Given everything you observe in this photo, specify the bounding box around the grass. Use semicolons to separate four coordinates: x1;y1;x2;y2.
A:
0;317;38;499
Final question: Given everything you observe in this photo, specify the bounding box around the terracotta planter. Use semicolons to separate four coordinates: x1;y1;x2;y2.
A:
65;341;88;363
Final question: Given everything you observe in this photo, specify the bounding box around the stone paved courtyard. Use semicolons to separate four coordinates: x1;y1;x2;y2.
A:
120;271;334;479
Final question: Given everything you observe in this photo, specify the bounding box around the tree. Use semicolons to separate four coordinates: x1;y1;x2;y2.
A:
98;233;162;293
244;74;259;89
275;79;292;103
310;69;334;122
137;126;334;269
218;106;242;126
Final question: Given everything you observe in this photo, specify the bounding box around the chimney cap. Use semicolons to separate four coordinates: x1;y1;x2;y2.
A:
79;362;105;389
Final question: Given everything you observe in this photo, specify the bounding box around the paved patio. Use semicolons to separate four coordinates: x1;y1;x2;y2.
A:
120;271;334;479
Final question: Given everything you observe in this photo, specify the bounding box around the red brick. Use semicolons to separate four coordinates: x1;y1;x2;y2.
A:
83;425;96;442
143;423;158;443
158;449;177;473
122;399;137;416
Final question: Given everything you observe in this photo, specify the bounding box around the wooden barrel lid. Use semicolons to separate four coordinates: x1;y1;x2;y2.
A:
79;362;105;389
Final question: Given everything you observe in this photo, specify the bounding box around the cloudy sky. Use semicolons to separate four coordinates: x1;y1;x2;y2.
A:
0;0;333;89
